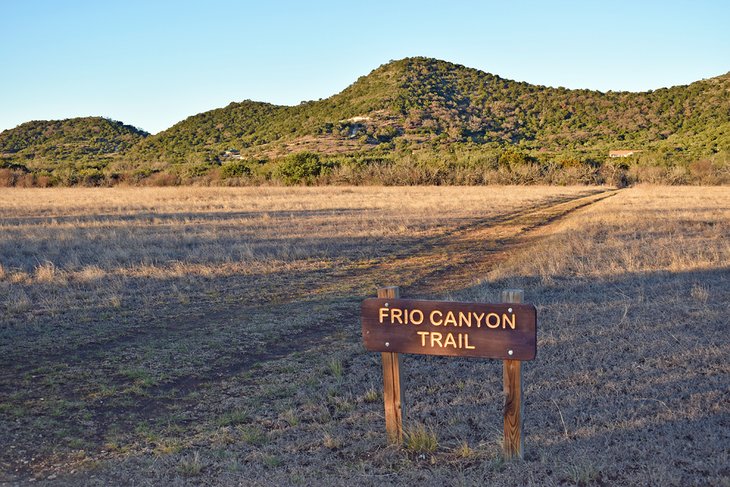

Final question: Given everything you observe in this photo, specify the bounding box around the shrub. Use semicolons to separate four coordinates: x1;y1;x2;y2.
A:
145;172;180;186
274;152;332;185
220;161;252;179
0;168;17;187
78;168;105;186
498;149;534;170
130;168;154;183
554;155;583;168
185;163;215;178
600;162;631;188
375;125;399;142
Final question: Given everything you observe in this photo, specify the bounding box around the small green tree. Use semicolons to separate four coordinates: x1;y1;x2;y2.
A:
498;149;533;170
220;161;251;178
274;152;330;185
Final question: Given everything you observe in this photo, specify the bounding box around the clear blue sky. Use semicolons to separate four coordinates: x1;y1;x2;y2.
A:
2;0;728;134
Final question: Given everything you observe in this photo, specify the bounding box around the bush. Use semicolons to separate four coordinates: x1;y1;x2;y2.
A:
131;168;155;183
185;163;216;178
375;125;399;142
78;168;105;186
144;172;180;186
0;168;18;187
220;161;251;179
274;152;332;185
498;149;534;170
600;163;631;188
554;155;582;168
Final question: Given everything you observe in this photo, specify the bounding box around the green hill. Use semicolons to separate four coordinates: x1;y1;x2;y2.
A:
2;58;729;185
0;117;148;184
120;58;729;178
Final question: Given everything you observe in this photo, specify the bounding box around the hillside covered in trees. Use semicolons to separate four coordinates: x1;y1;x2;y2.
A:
2;58;728;186
0;117;148;186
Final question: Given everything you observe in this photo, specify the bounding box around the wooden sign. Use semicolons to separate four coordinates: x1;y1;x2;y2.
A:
362;298;537;360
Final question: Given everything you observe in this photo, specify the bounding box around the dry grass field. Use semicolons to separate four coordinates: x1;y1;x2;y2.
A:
0;186;727;486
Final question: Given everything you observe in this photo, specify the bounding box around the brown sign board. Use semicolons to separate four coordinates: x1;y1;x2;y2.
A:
362;298;537;360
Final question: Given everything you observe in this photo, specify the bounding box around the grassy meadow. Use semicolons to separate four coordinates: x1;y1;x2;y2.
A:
0;186;727;486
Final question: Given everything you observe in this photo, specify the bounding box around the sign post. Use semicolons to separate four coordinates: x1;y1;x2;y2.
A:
362;287;536;459
378;286;404;445
501;289;524;460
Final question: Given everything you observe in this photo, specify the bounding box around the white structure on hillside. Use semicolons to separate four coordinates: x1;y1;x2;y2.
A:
609;150;641;158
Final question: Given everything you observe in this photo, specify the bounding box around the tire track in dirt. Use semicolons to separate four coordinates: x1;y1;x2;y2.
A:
312;188;618;298
401;188;620;295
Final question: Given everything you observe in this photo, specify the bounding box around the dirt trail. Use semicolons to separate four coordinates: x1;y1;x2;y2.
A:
361;188;619;296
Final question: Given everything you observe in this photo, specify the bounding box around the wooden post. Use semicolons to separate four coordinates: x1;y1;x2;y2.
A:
501;289;524;460
378;286;404;445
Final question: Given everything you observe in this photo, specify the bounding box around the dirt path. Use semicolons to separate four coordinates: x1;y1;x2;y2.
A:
378;188;619;296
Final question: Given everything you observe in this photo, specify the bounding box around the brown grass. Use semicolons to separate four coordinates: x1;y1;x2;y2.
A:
0;185;727;486
0;186;590;315
491;186;729;281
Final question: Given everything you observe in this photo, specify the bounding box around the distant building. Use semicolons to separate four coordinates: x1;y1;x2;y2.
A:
222;149;243;160
609;150;641;158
